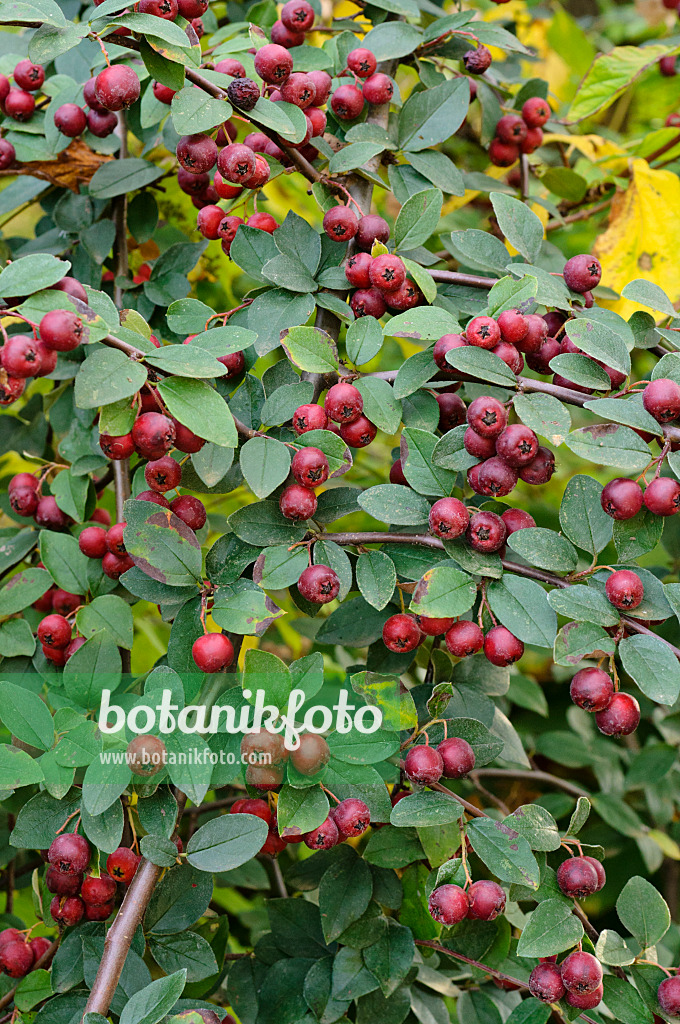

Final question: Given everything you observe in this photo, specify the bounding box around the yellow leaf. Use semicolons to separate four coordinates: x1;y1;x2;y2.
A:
543;132;627;174
593;159;680;319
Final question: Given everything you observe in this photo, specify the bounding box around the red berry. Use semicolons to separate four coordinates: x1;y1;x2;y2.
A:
145;456;182;493
521;126;543;153
518;446;555;485
254;44;294;84
106;523;126;557
467;880;506;920
1;334;43;377
644;476;680;516
78;526;108;559
270;19;305;47
489;138;519;166
307;70;332;105
382;613;421;653
85;902;115;922
362;73;393;105
0;941;34;978
557;857;600;899
94;65;140;111
333;798;370;837
177;0;207;15
138;0;178;16
497;310;529;346
280;484;317;521
48;833;90;874
495;424;539;467
438;736;475;778
306;106;326;137
0;139;15;170
216;350;245;380
369;254;405;293
170;495;206;531
38;614;71;650
10;473;38;492
297;564;340;604
484;625;523;666
197;205;224;240
99;432;135;460
281;72;317;108
404;744;443;785
292;404;328;434
466;396;507;438
445;620;484;658
477;457;518;497
153;81;176;103
643;377;680;423
385;278;421;310
339;415;376;447
331;84;364;120
428;884;469;925
491;341;523;375
102;552;134;579
291;447;329;487
415;616;454;636
87;109;118;137
463;427;496;459
347;48;377;77
595;692;640;736
516;314;548;354
563;254;602;293
501;508;535;534
52;590;81;616
467;511;506;553
605;569;643;609
14;59;44;91
247;212;278;233
466;316;501;349
601;477;644;520
428;497;470;539
561;950;602;993
54;103;87;137
217;143;256;184
389;459;408;485
529;962;565;1003
51;895;85;927
106;846;140;885
345;251;372;287
40;310;84;352
322;206;357;242
281;0;314;30
570;667;614;712
436;392;466;432
350;287;386;319
46;866;82;895
583;856;606;891
325;382;363;423
304;817;339;850
35;496;72;530
9;486;38;517
522;96;551;127
355;214;390;251
29;937;51;962
496;114;527;144
658;976;680;1016
132;412;175;459
192;633;234;673
81;873;117;906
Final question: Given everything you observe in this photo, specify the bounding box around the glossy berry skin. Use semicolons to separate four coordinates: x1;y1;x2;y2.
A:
94;65;140;110
389;459;408;485
217;143;256;184
601;477;644;520
605;569;644;609
557;857;600;899
48;833;90;874
331;84;365;120
291;447;329;488
339;415;377;447
362;73;394;105
477;457;518;497
40;310;84;351
436;392;466;432
463;427;496;459
323;205;358;241
643;377;680;423
14;59;44;91
292;404;328;434
428;884;469;925
445;620;484;658
170;495;206;532
561;950;602;993
467;511;506;553
333;798;371;838
570;667;614;712
583;856;606;891
35;496;72;530
132;412;175;459
563;254;602;293
81;873;117;906
197;205;224;240
657;976;680;1016
529;962;565;1003
192;633;234;673
78;526;108;559
1;334;42;377
369;254;405;292
495;424;539;467
4;88;35;121
438;737;475;778
501;508;535;534
433;333;467;371
280;484;317;521
145;456;182;493
106;847;140;885
29;937;51;963
518;446;555;485
466;316;501;349
522;96;551;127
38;614;71;650
217;350;245;380
415;616;454;636
297;564;340;604
387;279;422;314
467;880;506;920
484;625;524;666
355;214;390;251
595;692;640;736
51;896;85;927
404;744;443;786
0;941;34;978
54;103;87;137
516;313;548;354
247;212;278;233
325;382;363;423
46;865;82;895
428;497;470;539
254;44;293;84
304;816;339;850
345;251;372;287
644;476;680;516
0;138;15;170
348;48;377;77
383;613;421;653
467;396;507;438
87;109;118;137
9;487;38;517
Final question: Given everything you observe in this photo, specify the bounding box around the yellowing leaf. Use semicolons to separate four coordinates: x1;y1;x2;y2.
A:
593;159;680;320
566;43;680;123
543;132;627;175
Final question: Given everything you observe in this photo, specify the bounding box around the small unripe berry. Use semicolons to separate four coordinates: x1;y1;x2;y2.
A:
428;884;469;925
126;735;167;776
404;744;443;786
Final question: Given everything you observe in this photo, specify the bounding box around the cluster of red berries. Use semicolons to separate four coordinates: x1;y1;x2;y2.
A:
428;878;507;926
404;737;476;785
230;791;370;854
489;96;551;167
529;949;604;1010
382;606;525;668
460;396;552;499
46;833;139;929
601;469;680;520
0;60;47;168
569;665;640;736
292;381;377;449
336;218;423;315
329;46;394;122
1;303;86;406
0;928;51;979
658;974;680;1016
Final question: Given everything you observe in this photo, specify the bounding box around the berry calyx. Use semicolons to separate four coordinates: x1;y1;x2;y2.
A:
466;396;507;438
428;884;469;925
466;316;501;349
477;457;518;497
563;254;602;293
495;424;539;467
428;497;470;539
605;568;644;609
254;44;293;84
325;382;363;423
145;456;182;493
297;564;340;604
333;798;370;837
369;254;406;292
192;633;234;673
292;404;328;434
529;962;565;1003
47;833;91;874
38;614;71;650
304;817;339;850
106;847;141;885
404;744;444;786
438;737;475;778
347;48;377;77
291;447;329;488
323;205;358;241
466;511;507;553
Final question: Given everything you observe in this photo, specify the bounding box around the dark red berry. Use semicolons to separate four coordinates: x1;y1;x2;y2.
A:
495;424;539;467
557;858;600;899
192;633;234;673
518;446;555;485
382;613;421;653
467;511;506;553
291;447;329;487
477;457;518;497
54;103;87;137
595;692;640;736
46;865;82;895
344;251;372;287
466;396;507;438
445;620;484;658
170;495;206;531
522;96;551;127
467;880;506;920
333;798;370;838
438;737;475;778
529;963;565;1003
40;310;84;352
484;625;523;666
14;59;44;91
87;108;118;136
496;113;527;144
304;817;338;850
280;0;314;30
369;254;405;293
605;569;643;609
81;873;117;906
323;205;358;242
51;896;84;927
247;212;278;233
601;477;644;520
516;313;548;354
292;404;328;434
0;138;15;170
145;456;182;493
561;950;602;993
9;487;39;517
350;287;387;319
492;341;523;375
466;316;501;349
404;744;443;785
48;833;90;874
307;70;332;105
52;590;81;616
644;476;680;515
38;614;71;649
78;526;108;559
297;564;340;604
570;667;614;712
106;523;126;557
643;378;680;423
463;427;496;459
463;46;492;73
389;459;408;485
657;977;680;1016
29;937;51;962
415;616;454;636
325;382;363;423
433;333;467;372
347;48;377;77
94;65;140;111
152;81;176;103
4;88;35;121
330;84;364;120
362;73;393;105
196;205;224;240
428;497;469;539
428;884;469;925
385;278;421;310
1;335;42;377
132;412;175;459
436;392;466;432
501;508;535;534
339;415;376;447
521;126;543;153
106;846;140;885
34;496;72;530
563;254;602;293
583;856;606;891
0;941;33;978
99;433;135;460
355;214;390;252
281;72;317;108
489;138;519;166
254;44;294;84
270;19;305;47
217;143;256;184
279;484;317;521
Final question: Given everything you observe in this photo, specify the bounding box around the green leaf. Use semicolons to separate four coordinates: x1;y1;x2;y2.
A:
14;970;53;1012
400;427;456;496
82;755;131;816
554;621;616;666
124;499;202;587
229;500;306;547
505;1001;551;1024
410;565;476;618
259;545;309;590
318;854;373;942
346;317;383;367
171;86;230;134
547;586;620;627
62;630;121;709
398;77;469;151
74;348;148;409
280;326;338;374
40;532;89;594
358;484;432;525
516;899;584;957
595;929;637;967
355;377;402;435
149;931;218;983
506;528;578;573
391;790;464;827
118;971;187;1024
602;976;654;1024
51;470;89;522
565;317;631;376
584;395;661;435
212;584;285;635
0;682;54;751
445;228;509;275
187;814;269;872
392;350;436;400
356;550;397;611
613;510;664;560
618;634;680;706
445;345;518;387
513;393;571;446
431;425;478;472
559;474;612;554
0;619;35;658
77;594;134;649
407;150;464;196
0;567;51;615
158;376;237;448
550;353;611;390
385;306;461;341
145;345;229;379
504;804;561;851
277;785;329;837
616;875;670;948
467;817;540;888
0;745;44;789
0;254;70;297
239;436;291;499
566;43;677;122
622;279;677;317
394;188;443;251
89;158;163;199
362;920;414;997
490;193;543;263
487;576;557;647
